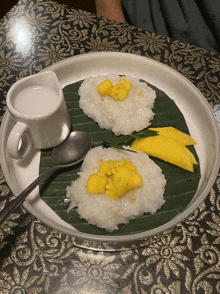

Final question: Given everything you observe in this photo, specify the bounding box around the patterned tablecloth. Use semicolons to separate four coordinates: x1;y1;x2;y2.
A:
0;0;220;293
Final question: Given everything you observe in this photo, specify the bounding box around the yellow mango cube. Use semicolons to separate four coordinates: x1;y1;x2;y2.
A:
108;163;143;200
97;79;114;96
86;157;143;199
109;86;128;101
120;157;137;173
86;174;108;194
97;78;132;101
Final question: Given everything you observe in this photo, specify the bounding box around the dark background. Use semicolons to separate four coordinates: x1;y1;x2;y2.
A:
0;0;96;19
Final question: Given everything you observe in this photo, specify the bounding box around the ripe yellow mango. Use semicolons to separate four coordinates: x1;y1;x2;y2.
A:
131;134;198;172
97;78;132;101
86;157;143;199
97;79;114;97
86;173;108;194
108;163;143;200
149;127;197;146
109;86;129;101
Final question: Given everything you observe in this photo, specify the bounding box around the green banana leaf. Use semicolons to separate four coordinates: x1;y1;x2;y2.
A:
39;79;200;236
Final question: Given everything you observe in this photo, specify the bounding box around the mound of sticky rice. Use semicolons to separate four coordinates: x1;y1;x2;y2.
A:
66;146;166;232
78;75;156;136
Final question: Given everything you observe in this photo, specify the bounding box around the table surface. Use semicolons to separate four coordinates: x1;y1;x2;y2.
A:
0;0;220;293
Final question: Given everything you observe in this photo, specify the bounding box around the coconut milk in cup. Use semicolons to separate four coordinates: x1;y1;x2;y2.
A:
6;71;71;160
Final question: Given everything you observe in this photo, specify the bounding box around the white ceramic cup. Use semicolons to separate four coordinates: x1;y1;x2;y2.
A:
6;71;71;160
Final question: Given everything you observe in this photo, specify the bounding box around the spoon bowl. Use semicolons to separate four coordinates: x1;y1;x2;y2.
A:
0;131;93;224
52;131;93;167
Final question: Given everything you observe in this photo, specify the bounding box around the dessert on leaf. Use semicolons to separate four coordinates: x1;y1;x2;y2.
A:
78;75;156;135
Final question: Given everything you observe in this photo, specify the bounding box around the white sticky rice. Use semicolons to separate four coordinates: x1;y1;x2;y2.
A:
66;146;166;232
78;75;156;136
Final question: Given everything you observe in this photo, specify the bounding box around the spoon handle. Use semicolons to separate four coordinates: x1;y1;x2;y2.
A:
0;165;57;225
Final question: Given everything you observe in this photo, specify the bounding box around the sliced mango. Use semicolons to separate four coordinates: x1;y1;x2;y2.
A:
149;127;197;146
131;134;198;172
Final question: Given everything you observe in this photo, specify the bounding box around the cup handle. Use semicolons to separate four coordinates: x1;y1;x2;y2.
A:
7;122;33;160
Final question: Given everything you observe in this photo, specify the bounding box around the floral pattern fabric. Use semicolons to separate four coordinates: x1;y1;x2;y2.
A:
0;0;220;293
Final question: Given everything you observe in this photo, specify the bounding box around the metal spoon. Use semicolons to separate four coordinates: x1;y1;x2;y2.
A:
0;131;93;224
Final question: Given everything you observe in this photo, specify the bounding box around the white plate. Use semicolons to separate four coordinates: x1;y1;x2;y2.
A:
1;52;220;243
